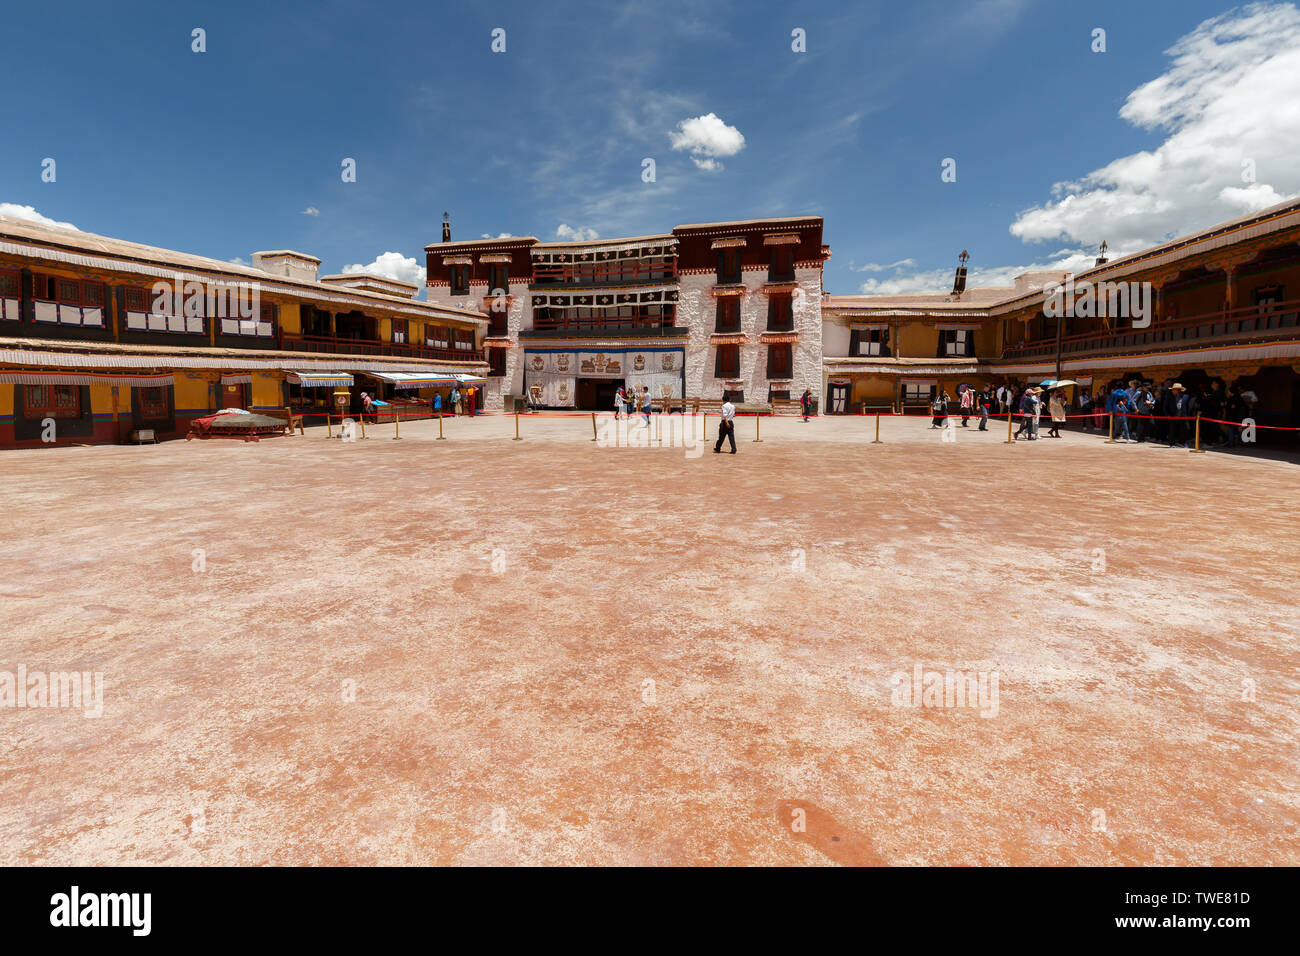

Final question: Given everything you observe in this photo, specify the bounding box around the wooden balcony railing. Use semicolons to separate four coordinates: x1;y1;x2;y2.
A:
281;333;484;363
1001;299;1300;360
531;313;676;333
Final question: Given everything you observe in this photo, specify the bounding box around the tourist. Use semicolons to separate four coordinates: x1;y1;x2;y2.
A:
1047;389;1065;438
714;398;737;454
361;392;376;420
452;386;462;416
1135;381;1156;443
976;385;990;431
1015;387;1035;439
959;384;973;426
1225;384;1248;448
615;386;626;420
1078;388;1093;431
930;390;949;428
641;387;652;426
1167;383;1195;448
434;392;442;417
801;388;812;422
1106;383;1131;442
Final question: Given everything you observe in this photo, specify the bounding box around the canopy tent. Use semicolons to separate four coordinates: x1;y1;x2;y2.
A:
453;373;488;386
285;371;354;388
361;371;459;390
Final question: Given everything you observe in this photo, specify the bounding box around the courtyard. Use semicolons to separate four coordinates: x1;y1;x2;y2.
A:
0;414;1296;865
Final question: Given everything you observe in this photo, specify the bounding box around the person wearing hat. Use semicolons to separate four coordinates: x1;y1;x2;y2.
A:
1014;386;1037;439
1167;383;1196;448
1047;388;1066;438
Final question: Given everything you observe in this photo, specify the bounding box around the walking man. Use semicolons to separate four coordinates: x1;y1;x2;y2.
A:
714;398;737;454
959;385;973;426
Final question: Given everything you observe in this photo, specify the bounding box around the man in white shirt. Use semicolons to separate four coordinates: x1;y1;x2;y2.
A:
714;399;737;454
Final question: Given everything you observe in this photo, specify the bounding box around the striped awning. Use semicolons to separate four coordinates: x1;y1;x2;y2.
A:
363;371;458;389
286;371;354;388
0;371;175;387
220;373;251;385
454;373;487;386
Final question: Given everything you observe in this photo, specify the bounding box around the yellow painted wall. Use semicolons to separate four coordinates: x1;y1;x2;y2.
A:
252;372;284;409
279;301;302;335
89;385;115;414
379;316;392;341
0;385;13;416
897;323;937;357
175;374;212;413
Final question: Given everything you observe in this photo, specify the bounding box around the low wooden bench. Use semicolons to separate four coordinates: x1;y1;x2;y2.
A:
264;406;305;435
769;398;804;416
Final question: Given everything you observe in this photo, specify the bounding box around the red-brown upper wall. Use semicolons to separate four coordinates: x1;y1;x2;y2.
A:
672;218;824;272
426;238;537;286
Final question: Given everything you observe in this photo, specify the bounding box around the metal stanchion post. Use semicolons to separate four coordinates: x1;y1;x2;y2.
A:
872;412;883;444
590;412;597;442
436;413;445;440
753;414;762;442
359;415;367;440
1190;413;1206;454
1005;410;1014;444
327;414;333;439
1105;412;1117;444
392;409;401;440
513;411;522;440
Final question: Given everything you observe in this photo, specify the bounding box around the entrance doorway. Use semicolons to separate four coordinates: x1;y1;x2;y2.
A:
576;377;623;411
828;383;849;414
221;383;247;409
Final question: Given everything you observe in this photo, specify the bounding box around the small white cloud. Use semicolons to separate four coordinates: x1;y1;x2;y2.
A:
669;112;745;171
342;252;425;293
0;202;78;231
481;232;515;239
1218;183;1289;212
228;256;249;266
301;206;320;217
556;223;600;242
855;258;916;272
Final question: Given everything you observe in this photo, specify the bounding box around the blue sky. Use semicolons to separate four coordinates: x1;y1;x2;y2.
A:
3;0;1297;296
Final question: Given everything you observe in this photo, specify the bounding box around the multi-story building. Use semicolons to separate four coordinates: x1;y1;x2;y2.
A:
819;197;1300;430
426;216;828;411
0;214;488;448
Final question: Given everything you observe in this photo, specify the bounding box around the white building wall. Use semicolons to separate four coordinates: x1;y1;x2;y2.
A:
426;279;524;412
677;266;823;404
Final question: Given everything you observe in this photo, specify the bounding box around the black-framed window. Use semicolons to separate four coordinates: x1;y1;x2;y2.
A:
766;293;793;331
392;318;408;344
488;263;508;292
850;328;890;356
715;344;740;378
722;388;745;403
716;249;741;284
488;348;506;377
715;297;740;333
449;266;470;295
767;343;793;379
1254;284;1283;307
768;245;795;282
937;329;974;357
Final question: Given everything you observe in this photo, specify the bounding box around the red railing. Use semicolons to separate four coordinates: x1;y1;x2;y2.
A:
1002;299;1300;360
281;333;484;363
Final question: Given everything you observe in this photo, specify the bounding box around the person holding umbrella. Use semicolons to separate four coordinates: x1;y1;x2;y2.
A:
1047;388;1066;438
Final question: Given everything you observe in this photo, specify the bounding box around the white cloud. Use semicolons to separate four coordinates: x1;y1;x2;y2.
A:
669;112;746;171
556;223;599;242
855;258;916;273
342;252;425;292
858;250;1101;296
228;256;249;266
0;202;78;231
301;206;320;217
481;232;514;239
1009;3;1300;250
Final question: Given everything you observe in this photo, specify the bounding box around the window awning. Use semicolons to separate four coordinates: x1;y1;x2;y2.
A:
362;371;459;389
286;371;354;388
453;373;487;385
0;371;175;387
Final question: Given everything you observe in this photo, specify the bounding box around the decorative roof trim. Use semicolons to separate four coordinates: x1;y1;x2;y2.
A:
763;234;801;246
711;237;748;250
